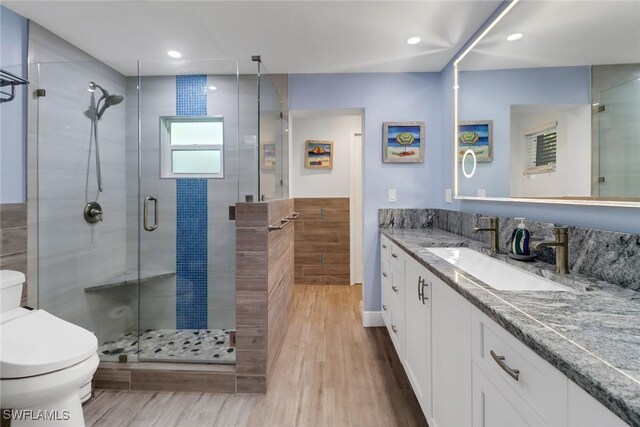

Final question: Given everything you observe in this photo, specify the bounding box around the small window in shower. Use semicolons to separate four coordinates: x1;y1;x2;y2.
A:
160;116;224;178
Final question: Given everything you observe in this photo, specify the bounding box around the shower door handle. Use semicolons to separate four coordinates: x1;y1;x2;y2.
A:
143;196;158;231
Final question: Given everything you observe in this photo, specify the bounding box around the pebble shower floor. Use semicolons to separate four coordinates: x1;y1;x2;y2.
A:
98;328;235;363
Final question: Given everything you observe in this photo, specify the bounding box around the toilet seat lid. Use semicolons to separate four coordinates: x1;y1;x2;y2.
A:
0;309;98;379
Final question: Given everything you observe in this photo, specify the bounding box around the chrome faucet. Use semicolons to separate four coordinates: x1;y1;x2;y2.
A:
531;226;569;274
472;217;500;252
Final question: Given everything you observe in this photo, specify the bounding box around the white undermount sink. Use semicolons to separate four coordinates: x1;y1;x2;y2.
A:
426;247;569;291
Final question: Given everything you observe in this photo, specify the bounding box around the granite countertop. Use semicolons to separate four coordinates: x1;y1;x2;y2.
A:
380;228;640;426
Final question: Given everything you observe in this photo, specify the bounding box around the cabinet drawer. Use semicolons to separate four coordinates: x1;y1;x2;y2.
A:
472;308;567;426
472;361;544;427
389;263;403;307
381;286;391;327
381;260;391;295
388;309;403;358
381;235;390;261
389;242;404;271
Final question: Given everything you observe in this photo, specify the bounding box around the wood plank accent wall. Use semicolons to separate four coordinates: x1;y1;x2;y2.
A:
294;198;350;286
236;199;295;392
0;203;28;306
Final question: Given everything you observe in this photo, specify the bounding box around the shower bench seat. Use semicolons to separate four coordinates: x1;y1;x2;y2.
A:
84;270;175;292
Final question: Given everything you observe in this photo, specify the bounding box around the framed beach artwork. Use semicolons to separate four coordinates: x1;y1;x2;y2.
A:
262;143;276;169
305;140;333;169
458;120;493;162
382;121;425;163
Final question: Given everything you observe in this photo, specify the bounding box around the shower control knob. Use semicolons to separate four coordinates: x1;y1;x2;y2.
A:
91;209;103;221
84;201;104;224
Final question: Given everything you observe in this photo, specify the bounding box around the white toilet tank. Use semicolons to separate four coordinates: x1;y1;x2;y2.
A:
0;270;26;314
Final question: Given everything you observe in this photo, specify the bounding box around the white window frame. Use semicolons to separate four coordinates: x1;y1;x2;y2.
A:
523;121;557;176
159;116;225;179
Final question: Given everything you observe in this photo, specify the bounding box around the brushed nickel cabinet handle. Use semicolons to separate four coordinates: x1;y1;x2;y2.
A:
418;276;423;301
382;304;388;311
391;253;399;259
391;324;398;334
382;272;388;278
391;285;399;293
382;244;387;249
421;280;429;304
490;350;520;381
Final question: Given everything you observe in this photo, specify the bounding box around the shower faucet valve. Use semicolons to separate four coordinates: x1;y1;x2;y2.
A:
84;201;104;224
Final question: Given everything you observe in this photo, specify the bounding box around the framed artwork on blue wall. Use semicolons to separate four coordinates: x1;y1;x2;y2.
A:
382;121;425;163
458;120;493;162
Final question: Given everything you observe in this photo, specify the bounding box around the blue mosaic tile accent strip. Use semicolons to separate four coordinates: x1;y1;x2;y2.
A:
176;74;208;329
176;75;207;116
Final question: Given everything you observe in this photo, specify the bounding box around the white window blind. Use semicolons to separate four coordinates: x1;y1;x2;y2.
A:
524;121;557;175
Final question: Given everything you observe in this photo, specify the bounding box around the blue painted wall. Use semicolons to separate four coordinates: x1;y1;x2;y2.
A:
0;5;28;203
289;73;443;311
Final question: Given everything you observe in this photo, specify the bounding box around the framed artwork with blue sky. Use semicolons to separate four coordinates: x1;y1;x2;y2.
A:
458;120;493;162
382;121;425;163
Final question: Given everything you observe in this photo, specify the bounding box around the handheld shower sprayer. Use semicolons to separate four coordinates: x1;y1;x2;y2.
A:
87;81;124;196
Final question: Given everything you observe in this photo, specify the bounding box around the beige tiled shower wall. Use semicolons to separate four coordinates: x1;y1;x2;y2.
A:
0;203;28;305
235;199;295;392
294;198;350;285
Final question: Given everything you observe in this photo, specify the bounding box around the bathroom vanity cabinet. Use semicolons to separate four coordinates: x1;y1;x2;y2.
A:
403;253;433;420
379;233;628;427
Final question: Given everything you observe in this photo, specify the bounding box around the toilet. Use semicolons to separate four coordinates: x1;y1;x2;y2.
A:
0;270;99;427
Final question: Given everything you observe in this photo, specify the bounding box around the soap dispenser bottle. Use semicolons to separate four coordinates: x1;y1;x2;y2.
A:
511;218;531;255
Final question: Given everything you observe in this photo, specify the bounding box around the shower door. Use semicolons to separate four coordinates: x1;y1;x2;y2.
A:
597;77;640;197
33;61;137;363
135;59;242;363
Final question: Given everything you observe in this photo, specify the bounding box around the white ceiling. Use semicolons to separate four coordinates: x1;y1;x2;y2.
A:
460;0;640;71
3;1;500;76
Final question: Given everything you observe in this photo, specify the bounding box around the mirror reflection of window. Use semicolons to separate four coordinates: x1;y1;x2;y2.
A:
524;122;557;176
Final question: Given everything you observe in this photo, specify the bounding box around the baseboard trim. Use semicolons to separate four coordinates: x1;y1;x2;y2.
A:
361;301;385;327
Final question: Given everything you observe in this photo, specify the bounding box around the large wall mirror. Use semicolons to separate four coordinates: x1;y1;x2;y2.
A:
454;0;640;207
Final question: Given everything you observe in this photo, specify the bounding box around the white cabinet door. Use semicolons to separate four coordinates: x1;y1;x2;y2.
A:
568;380;628;427
432;277;472;427
404;257;432;420
473;363;537;427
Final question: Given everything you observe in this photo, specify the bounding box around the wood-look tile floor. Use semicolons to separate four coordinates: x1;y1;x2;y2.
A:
84;285;428;427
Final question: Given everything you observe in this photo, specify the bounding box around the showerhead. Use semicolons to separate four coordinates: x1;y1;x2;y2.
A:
90;80;124;119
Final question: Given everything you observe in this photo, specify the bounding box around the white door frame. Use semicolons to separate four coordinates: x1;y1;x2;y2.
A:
350;129;363;285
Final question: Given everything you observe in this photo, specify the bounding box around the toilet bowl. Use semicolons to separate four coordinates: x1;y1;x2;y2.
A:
0;270;99;427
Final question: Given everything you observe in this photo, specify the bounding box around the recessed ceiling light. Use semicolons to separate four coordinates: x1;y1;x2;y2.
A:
407;36;421;45
208;86;217;91
167;50;182;58
506;33;523;42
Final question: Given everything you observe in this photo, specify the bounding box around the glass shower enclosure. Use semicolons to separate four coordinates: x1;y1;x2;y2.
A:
31;57;285;364
595;77;640;198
